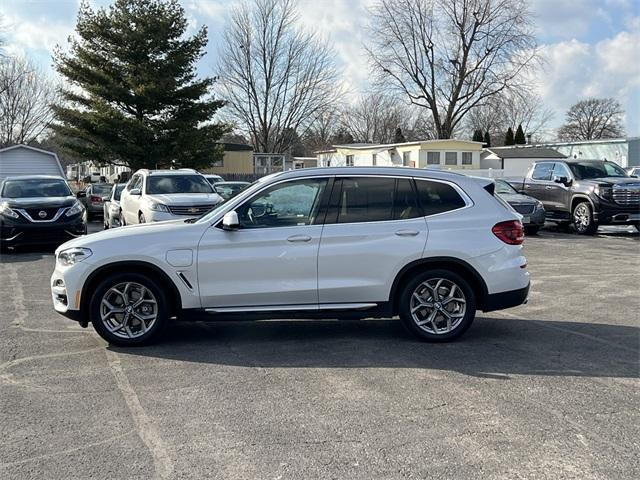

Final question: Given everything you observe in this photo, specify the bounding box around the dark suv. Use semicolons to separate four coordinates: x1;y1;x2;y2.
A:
509;160;640;234
0;175;87;248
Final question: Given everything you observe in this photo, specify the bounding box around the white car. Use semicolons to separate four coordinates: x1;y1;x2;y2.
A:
203;174;224;185
51;167;530;346
119;169;223;224
102;183;126;229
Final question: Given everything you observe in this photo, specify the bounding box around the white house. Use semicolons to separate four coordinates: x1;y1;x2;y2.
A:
481;146;567;176
0;145;65;180
316;139;484;170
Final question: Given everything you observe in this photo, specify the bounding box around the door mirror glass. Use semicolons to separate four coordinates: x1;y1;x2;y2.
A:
129;188;141;196
553;175;570;186
222;211;239;230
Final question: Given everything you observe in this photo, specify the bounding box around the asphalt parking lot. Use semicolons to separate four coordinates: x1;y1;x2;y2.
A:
1;222;639;479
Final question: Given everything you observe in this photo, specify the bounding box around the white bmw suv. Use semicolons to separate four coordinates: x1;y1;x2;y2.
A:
51;168;530;346
119;169;223;224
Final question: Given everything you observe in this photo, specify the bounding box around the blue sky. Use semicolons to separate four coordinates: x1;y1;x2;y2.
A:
2;0;639;136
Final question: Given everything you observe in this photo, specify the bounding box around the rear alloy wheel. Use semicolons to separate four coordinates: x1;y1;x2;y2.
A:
572;202;597;235
90;273;169;346
399;270;476;342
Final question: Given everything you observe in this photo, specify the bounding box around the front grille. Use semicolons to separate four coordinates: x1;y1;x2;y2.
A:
612;185;640;206
512;204;535;215
168;204;217;216
24;207;61;220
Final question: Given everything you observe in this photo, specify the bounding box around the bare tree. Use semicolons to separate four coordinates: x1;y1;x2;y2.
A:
466;89;554;145
302;108;340;153
0;57;58;146
339;93;407;143
217;0;340;153
366;0;538;139
558;98;625;141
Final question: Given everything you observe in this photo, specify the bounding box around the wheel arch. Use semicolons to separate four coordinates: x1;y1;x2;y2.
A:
389;257;489;313
570;194;595;212
81;261;182;317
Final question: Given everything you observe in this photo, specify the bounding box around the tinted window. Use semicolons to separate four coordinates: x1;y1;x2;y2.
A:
1;178;71;198
531;163;554;181
415;179;466;216
394;179;421;219
91;184;113;196
335;177;396;223
568;161;627;179
127;175;141;191
495;179;518;194
553;163;572;178
113;184;126;200
237;178;328;228
146;175;213;194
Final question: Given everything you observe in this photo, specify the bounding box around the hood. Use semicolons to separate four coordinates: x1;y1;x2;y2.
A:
497;192;538;204
2;196;77;208
146;192;223;205
56;218;187;253
580;177;640;186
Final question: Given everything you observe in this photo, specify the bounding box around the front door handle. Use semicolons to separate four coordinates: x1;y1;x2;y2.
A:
287;234;312;243
395;230;419;237
545;185;554;190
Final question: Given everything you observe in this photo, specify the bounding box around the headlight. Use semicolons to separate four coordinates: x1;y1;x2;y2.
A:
146;201;169;212
109;203;120;213
0;202;19;219
65;200;84;217
57;247;92;266
594;185;613;200
535;200;544;210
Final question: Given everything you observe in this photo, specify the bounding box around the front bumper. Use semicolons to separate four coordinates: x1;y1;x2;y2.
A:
0;216;87;246
522;208;546;227
483;283;530;312
51;260;92;324
594;202;640;225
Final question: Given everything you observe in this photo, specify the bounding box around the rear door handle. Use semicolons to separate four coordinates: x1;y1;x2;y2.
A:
395;230;419;237
287;234;312;243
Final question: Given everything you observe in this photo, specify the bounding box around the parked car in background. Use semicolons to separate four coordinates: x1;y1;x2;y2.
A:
51;167;529;346
119;169;223;224
626;167;640;177
506;159;640;234
1;175;86;249
103;183;126;229
494;179;545;235
213;181;251;200
203;174;224;185
78;183;113;219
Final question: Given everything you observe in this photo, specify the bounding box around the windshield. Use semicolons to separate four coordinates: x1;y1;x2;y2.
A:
113;184;126;200
2;178;72;198
568;161;627;180
146;175;213;194
92;184;113;196
495;180;517;195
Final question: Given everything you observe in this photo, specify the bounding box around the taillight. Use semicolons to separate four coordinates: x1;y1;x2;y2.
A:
492;220;524;245
90;195;103;203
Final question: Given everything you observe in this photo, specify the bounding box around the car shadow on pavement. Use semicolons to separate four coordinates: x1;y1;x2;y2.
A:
534;224;640;240
111;317;639;380
0;247;54;263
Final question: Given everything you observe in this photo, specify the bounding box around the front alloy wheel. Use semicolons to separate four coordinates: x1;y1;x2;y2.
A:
399;270;476;342
90;273;168;346
573;202;597;235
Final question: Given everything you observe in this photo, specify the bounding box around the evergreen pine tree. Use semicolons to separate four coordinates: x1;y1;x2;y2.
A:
53;0;227;170
483;131;491;147
472;129;483;142
394;127;406;143
514;124;526;144
504;127;515;146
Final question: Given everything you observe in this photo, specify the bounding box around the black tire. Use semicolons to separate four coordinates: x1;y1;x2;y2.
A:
398;269;476;342
524;226;540;235
120;213;126;226
89;272;169;346
138;212;146;224
572;201;598;235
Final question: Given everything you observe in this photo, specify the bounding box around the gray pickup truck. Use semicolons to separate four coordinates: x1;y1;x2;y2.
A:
506;159;640;234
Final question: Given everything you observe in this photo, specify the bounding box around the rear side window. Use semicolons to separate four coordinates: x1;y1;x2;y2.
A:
415;179;466;216
531;163;554;181
335;177;396;223
394;178;421;220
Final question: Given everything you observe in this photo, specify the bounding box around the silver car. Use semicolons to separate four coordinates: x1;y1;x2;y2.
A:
102;183;126;229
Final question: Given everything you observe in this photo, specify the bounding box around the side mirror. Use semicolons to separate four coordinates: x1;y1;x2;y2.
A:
76;191;86;198
222;211;239;231
129;188;141;196
553;175;571;186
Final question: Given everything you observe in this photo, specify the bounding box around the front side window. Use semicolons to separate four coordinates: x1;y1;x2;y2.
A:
427;152;440;165
236;178;328;229
127;175;141;191
145;175;213;194
531;163;554;181
335;177;396;224
553;163;572;179
415;179;466;216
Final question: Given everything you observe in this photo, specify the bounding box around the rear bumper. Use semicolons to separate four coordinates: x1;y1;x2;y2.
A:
482;283;530;312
